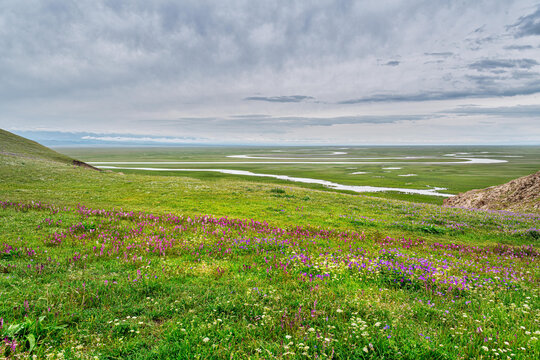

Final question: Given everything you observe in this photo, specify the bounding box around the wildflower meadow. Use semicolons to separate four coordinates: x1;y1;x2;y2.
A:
0;200;538;359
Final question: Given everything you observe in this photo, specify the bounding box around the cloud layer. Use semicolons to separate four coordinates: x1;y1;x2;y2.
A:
1;1;539;144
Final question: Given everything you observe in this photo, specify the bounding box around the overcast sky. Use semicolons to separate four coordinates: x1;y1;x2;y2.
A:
1;0;540;145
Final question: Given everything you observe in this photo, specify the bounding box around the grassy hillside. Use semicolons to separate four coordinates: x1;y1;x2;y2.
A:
0;129;75;164
0;134;538;359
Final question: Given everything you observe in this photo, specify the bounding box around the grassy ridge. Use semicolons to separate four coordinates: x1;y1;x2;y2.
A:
0;130;74;164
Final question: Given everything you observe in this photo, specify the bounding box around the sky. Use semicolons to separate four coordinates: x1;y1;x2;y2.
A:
1;0;540;146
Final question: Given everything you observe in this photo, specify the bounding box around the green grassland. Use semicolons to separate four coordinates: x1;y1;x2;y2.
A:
0;133;539;359
60;146;540;205
0;130;74;165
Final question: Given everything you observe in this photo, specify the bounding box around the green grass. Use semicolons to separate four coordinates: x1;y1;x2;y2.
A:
0;137;539;359
0;129;74;164
59;145;540;205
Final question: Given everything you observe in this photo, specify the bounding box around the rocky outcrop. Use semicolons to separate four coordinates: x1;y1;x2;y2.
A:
444;171;540;213
72;160;101;171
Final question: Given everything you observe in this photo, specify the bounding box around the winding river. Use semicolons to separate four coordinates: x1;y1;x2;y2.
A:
96;166;453;197
90;152;508;197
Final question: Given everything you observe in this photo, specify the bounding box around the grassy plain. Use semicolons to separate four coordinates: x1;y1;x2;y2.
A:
0;137;539;359
60;146;540;204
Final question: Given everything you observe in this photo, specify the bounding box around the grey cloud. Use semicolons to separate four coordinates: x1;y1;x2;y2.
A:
1;1;540;144
136;114;432;135
446;104;540;117
338;83;540;104
503;44;534;50
511;70;539;79
1;0;530;102
473;25;486;34
510;5;540;37
466;35;499;48
468;58;539;71
244;95;315;103
0;0;429;101
424;52;453;57
465;75;501;86
465;33;502;51
244;95;314;103
339;92;474;104
230;114;272;119
423;60;445;65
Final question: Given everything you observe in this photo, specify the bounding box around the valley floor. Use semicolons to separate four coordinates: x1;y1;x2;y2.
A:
0;153;538;359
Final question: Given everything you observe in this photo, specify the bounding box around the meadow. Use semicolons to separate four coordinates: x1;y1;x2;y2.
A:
0;142;539;359
61;146;540;204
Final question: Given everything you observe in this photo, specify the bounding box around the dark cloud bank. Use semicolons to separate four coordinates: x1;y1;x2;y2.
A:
1;1;540;144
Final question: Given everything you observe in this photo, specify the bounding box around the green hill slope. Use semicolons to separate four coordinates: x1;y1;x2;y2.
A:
0;129;75;164
0;129;101;171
